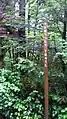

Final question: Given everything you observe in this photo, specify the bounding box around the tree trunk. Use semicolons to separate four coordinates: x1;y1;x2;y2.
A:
19;0;25;16
62;9;67;40
62;21;66;40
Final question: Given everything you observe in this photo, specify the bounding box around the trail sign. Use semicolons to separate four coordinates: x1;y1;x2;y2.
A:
44;22;49;119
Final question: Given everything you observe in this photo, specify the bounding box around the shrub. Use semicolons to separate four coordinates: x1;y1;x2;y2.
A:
0;69;44;119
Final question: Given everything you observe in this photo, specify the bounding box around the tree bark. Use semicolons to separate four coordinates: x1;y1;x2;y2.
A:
19;0;25;16
62;9;67;40
62;21;66;40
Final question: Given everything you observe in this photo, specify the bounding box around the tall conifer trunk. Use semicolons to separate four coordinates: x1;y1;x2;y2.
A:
19;0;25;16
62;10;67;40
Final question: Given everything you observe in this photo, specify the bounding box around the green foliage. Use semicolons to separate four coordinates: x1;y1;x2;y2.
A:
49;94;67;119
0;0;67;118
0;69;44;119
0;69;20;118
13;90;43;119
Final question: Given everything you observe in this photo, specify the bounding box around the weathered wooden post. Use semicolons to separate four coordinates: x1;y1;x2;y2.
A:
44;22;49;119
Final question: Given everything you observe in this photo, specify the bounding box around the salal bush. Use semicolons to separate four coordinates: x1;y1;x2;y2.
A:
0;69;21;118
0;69;44;119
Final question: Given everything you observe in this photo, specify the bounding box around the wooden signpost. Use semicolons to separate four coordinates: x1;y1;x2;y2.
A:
44;22;49;119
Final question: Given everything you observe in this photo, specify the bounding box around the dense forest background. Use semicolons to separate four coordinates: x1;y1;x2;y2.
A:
0;0;67;119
